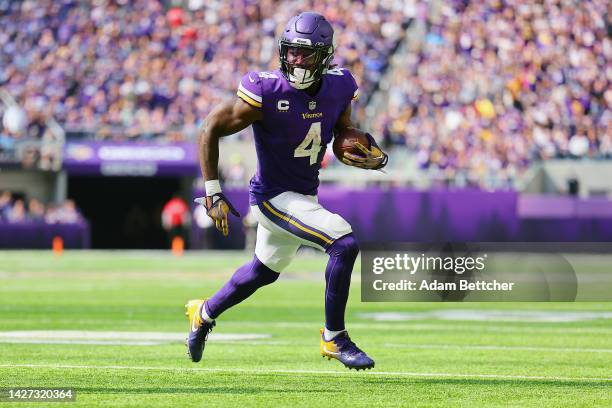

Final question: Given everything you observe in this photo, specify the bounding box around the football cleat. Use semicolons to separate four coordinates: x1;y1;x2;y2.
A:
320;329;375;370
185;299;215;363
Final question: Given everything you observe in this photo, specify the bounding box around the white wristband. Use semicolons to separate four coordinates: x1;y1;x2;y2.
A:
205;179;222;196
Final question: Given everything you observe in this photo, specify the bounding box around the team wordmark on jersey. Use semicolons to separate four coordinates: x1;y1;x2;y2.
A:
302;112;323;119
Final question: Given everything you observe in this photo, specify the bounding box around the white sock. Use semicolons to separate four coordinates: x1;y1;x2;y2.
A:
324;328;345;341
200;302;214;323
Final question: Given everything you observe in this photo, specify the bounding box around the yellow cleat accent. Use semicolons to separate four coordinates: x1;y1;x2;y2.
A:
185;299;205;331
319;328;375;370
320;328;340;360
185;298;215;363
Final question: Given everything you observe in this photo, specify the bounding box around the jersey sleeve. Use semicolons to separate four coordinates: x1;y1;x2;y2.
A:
333;68;359;112
346;70;359;102
237;72;263;108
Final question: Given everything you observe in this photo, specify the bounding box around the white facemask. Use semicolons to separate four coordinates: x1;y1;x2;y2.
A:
288;67;314;89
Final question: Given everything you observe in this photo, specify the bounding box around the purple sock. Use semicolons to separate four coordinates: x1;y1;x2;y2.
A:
324;233;359;331
205;256;279;319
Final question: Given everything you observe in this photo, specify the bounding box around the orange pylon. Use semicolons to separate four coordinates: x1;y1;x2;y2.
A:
52;236;64;256
171;236;184;256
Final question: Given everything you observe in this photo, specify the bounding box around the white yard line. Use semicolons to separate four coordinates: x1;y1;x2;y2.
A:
0;363;609;382
381;343;612;353
358;310;612;323
1;337;609;354
223;321;612;334
0;330;610;353
0;331;269;341
0;331;270;345
0;339;287;346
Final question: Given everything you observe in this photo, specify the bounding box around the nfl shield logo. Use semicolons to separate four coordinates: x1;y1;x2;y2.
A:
309;101;316;111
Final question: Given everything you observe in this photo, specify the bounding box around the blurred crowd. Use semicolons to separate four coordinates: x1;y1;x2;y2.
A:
0;191;82;224
0;104;63;170
1;0;610;189
0;0;409;141
376;0;611;188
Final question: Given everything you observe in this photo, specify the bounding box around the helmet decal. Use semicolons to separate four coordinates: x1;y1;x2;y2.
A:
292;38;312;45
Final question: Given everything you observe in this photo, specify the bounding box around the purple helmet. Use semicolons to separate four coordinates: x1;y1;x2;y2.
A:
279;12;335;90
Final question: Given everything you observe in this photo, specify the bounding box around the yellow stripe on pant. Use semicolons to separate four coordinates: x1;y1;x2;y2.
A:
262;201;333;246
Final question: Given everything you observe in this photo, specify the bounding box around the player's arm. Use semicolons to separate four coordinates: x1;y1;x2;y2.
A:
199;98;261;181
334;102;356;133
334;104;388;170
196;98;262;236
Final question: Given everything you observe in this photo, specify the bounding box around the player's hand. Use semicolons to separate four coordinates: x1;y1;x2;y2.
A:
342;134;388;170
194;194;240;237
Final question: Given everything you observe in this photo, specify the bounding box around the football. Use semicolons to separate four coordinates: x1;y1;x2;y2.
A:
333;127;370;161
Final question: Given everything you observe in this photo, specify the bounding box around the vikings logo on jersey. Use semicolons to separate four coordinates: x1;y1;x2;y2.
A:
236;68;359;206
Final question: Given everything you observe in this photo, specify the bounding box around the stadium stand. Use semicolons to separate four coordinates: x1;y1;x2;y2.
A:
0;190;82;224
0;0;410;141
370;0;611;188
2;1;608;189
0;0;610;240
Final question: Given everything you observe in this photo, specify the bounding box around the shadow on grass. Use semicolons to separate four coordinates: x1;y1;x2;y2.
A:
358;377;611;388
74;387;334;395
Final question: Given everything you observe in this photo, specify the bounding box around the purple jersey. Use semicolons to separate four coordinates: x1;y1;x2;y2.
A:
237;68;359;205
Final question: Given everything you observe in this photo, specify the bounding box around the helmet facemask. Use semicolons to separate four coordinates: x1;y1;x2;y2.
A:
279;40;334;90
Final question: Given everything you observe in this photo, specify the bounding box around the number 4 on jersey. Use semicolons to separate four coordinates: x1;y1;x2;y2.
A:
294;122;321;165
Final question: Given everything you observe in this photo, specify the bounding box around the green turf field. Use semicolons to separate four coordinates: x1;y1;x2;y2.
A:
0;251;610;407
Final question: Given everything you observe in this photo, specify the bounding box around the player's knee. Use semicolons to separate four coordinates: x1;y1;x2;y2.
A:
230;256;280;288
327;233;359;261
256;258;280;285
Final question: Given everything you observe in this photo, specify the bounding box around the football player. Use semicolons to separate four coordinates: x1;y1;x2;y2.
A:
186;11;387;370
